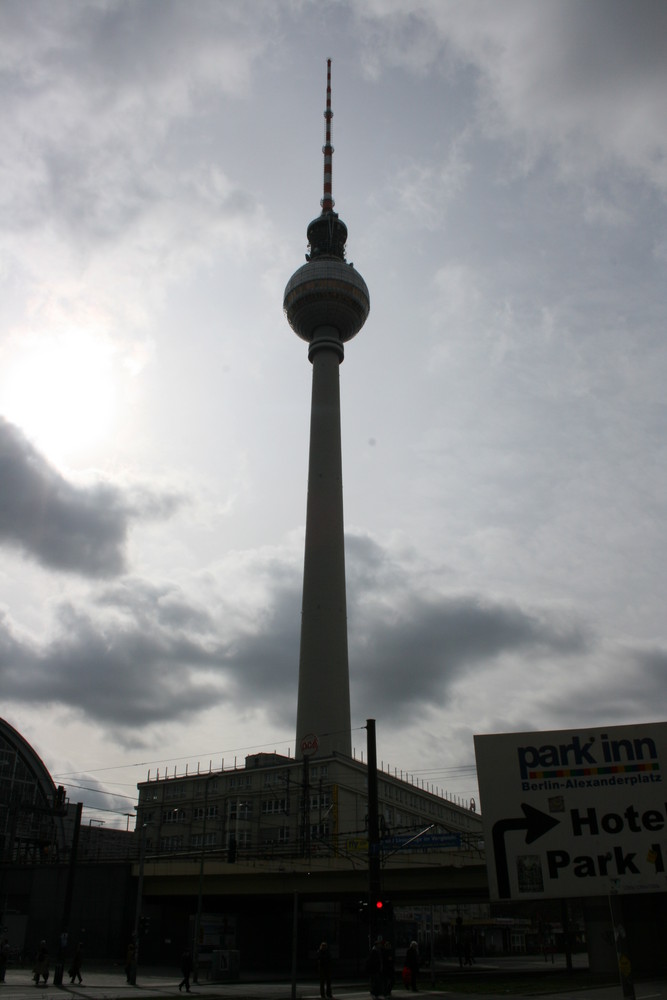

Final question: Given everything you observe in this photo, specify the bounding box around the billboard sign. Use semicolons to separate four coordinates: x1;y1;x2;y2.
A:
474;722;667;900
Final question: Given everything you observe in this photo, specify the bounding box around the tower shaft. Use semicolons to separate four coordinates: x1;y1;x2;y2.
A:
295;331;351;758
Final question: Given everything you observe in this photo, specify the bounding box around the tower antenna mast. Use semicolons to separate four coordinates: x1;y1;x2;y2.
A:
321;58;334;213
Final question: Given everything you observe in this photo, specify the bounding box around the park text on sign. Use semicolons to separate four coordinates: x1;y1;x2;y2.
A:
474;722;667;901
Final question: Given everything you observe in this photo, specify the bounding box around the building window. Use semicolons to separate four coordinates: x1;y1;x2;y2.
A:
261;799;287;815
229;801;252;820
191;832;217;847
164;784;187;801
260;826;290;846
193;805;218;820
195;779;219;798
228;775;253;790
309;792;331;810
163;809;187;824
160;835;183;851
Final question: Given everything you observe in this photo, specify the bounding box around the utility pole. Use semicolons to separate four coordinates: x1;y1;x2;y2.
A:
290;891;299;1000
367;719;381;945
193;774;216;983
302;755;311;860
54;800;82;986
129;824;149;985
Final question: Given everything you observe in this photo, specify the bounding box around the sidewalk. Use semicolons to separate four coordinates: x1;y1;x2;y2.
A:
2;964;665;1000
0;967;367;1000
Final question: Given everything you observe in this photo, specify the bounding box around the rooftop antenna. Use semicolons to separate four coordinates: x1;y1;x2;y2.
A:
321;58;334;213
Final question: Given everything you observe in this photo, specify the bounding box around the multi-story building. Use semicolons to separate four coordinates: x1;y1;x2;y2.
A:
135;750;482;867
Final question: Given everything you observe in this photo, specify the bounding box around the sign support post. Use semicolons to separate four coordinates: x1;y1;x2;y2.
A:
608;895;635;1000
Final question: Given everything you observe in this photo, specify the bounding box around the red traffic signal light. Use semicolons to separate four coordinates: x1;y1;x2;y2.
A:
375;900;384;910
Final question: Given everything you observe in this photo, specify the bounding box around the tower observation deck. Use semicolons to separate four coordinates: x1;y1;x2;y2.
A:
284;59;370;759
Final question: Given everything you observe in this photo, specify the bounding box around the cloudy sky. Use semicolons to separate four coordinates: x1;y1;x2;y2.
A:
1;0;666;827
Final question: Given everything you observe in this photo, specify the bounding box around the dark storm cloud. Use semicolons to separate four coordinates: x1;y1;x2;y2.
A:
350;591;590;723
0;563;298;733
221;583;302;729
0;419;127;576
0;593;227;727
0;419;179;577
46;603;223;726
96;579;216;633
545;645;667;728
0;529;635;741
54;772;137;822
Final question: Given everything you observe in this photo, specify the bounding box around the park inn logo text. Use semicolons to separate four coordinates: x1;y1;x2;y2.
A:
517;731;662;791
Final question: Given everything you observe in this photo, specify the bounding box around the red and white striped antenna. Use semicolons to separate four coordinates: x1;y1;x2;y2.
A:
321;58;334;212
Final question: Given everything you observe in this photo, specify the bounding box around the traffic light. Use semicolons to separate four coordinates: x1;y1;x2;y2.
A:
374;900;393;918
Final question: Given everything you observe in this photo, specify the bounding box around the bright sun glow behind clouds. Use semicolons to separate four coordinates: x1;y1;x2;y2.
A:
1;328;118;465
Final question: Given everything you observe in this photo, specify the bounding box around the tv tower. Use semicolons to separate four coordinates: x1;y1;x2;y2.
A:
284;59;370;759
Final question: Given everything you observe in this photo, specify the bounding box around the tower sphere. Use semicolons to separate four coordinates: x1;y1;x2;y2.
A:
283;252;370;344
283;58;369;348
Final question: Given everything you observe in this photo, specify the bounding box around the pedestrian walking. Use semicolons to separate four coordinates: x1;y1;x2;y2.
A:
68;942;83;984
317;941;333;999
382;940;394;996
125;940;136;983
32;940;49;986
0;938;9;982
179;949;192;992
404;941;419;992
367;939;383;999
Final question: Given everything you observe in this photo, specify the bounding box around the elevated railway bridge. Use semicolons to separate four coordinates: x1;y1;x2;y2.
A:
135;853;489;973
